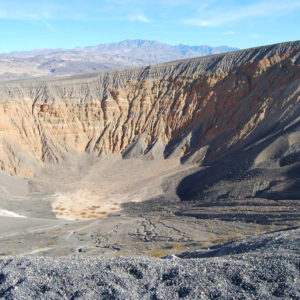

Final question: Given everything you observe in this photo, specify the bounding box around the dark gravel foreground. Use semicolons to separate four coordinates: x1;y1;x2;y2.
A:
0;227;299;299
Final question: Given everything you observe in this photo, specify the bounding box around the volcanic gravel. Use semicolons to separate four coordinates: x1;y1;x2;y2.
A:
0;227;299;299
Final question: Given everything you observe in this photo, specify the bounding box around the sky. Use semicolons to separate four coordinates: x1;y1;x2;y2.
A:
0;0;300;53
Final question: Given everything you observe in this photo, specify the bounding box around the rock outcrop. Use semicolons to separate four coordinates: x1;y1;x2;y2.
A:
0;41;300;177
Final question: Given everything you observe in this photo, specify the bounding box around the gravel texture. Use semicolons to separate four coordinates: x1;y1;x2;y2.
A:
0;227;299;299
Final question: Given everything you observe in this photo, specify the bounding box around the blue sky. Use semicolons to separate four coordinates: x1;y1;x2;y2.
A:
0;0;300;53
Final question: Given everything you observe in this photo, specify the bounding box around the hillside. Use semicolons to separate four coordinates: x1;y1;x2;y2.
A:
0;41;299;177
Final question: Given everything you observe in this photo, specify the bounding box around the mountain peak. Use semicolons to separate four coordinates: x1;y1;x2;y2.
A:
0;40;238;81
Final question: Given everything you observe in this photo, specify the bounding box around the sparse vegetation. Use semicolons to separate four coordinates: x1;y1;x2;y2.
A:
268;223;276;231
210;229;246;245
199;241;212;248
4;249;14;256
254;226;266;236
87;214;98;218
172;242;185;252
293;219;300;226
48;240;55;246
148;248;168;258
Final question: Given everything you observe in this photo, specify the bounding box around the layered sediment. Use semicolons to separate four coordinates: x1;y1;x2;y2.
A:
0;41;300;177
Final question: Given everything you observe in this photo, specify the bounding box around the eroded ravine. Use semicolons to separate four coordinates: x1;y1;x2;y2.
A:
0;41;299;179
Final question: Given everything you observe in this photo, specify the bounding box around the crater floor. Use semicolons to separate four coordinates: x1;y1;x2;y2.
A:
0;155;299;257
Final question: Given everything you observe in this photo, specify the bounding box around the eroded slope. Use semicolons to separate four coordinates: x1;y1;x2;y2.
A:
0;41;299;178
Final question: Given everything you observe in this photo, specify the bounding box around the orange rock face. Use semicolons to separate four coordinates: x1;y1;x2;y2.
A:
0;41;300;176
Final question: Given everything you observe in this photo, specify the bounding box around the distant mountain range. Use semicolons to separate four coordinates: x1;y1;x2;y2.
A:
0;40;238;80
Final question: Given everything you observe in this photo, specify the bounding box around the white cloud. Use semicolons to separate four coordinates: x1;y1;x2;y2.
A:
129;14;151;23
184;0;300;27
0;0;152;24
0;1;85;21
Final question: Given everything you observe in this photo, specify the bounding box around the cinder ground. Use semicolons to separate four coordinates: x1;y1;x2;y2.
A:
0;227;299;299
